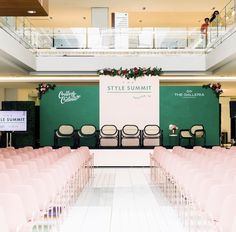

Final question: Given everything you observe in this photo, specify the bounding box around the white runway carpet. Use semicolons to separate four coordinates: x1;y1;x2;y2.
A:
59;168;186;232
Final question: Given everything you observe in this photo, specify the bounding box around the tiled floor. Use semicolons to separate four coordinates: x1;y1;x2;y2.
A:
59;168;187;232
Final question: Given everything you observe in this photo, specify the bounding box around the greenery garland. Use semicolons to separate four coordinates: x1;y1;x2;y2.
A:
97;67;162;79
36;83;56;99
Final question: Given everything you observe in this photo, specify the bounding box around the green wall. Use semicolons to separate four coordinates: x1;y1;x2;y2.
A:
40;85;220;147
160;86;220;146
40;86;99;146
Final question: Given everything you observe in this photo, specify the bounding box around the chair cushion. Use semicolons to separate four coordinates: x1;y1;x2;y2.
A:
143;138;160;146
80;125;96;135
180;131;192;138
101;125;118;136
144;125;160;136
195;131;205;138
100;138;118;147
121;138;140;146
122;125;139;136
58;125;74;136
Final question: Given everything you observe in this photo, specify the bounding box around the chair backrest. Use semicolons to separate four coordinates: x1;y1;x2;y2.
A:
57;124;74;136
190;124;204;137
0;206;9;232
80;124;96;136
122;125;139;136
218;194;236;232
0;193;27;232
143;125;161;136
100;125;118;136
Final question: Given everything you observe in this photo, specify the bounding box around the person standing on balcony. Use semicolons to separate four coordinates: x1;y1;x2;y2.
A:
200;17;210;47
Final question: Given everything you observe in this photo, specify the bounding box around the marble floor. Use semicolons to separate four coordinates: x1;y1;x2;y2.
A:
59;168;187;232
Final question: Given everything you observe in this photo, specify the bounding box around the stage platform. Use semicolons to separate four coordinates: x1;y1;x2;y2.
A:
91;149;152;167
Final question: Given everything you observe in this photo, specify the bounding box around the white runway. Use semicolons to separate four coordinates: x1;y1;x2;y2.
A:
59;168;186;232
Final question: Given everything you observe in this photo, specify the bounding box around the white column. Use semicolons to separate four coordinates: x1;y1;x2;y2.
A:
220;96;231;142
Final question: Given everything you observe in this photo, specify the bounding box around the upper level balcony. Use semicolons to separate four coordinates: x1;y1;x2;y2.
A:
0;0;235;74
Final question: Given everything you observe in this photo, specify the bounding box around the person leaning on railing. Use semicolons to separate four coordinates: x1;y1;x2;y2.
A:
209;10;220;39
210;10;220;24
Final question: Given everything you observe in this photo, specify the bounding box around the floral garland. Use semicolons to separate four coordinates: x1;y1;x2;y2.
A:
36;83;56;99
97;67;162;79
202;83;223;96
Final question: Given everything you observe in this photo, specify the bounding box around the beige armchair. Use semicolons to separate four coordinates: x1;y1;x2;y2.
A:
179;124;206;147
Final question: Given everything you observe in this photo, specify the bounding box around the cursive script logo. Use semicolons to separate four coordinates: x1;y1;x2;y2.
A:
58;91;81;104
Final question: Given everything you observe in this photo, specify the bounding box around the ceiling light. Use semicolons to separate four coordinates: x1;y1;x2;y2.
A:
27;10;37;14
142;7;146;10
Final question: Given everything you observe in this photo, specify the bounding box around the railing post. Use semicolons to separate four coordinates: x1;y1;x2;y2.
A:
86;28;88;49
234;0;236;24
225;7;227;30
153;28;155;49
186;28;189;49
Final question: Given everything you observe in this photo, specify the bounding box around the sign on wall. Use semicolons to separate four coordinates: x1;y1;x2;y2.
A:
40;86;99;146
100;75;159;129
0;111;27;131
160;86;219;146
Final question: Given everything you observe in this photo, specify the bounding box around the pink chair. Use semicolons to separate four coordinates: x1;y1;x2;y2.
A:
230;215;236;232
218;194;236;232
8;155;23;165
14;164;31;181
23;160;39;174
0;193;28;232
2;159;14;168
19;153;31;161
0;173;11;188
0;206;9;232
0;161;7;172
26;177;49;211
205;184;236;221
194;178;221;211
31;158;45;171
4;169;23;185
8;185;40;221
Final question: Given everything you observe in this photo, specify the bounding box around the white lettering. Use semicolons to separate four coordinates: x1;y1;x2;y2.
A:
58;91;81;104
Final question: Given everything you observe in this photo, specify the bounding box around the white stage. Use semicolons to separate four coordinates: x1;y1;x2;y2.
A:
92;149;152;167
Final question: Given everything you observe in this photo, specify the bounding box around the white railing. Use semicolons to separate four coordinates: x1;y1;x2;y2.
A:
0;0;235;56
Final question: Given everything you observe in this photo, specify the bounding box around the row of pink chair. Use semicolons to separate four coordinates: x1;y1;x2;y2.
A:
0;146;94;232
150;146;236;232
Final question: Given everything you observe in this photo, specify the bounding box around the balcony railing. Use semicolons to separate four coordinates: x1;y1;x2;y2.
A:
0;0;235;56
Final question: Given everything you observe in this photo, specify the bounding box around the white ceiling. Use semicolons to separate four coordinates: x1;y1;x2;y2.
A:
29;0;227;27
48;0;224;12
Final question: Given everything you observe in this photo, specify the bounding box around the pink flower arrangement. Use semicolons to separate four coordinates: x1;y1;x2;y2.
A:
203;83;223;96
36;83;56;99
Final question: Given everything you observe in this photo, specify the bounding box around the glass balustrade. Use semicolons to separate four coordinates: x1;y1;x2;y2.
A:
0;0;235;55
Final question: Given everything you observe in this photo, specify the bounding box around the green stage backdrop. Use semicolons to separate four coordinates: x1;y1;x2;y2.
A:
40;86;99;146
160;86;220;146
40;85;219;147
